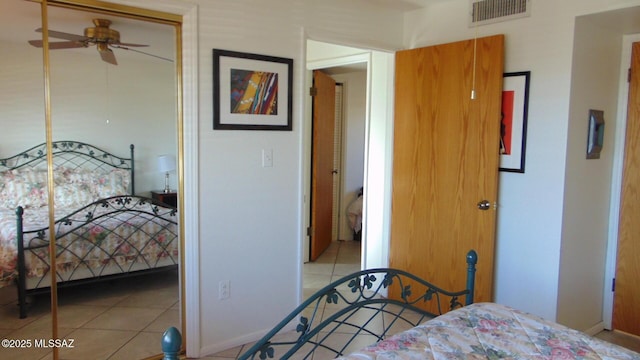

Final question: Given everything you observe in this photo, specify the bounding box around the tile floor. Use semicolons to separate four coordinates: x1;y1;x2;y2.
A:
3;242;638;359
0;269;180;360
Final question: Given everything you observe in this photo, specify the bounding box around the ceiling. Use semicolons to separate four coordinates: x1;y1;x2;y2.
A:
1;0;440;66
366;0;437;11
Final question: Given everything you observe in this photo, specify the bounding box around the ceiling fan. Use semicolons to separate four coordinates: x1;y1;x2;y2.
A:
28;19;158;65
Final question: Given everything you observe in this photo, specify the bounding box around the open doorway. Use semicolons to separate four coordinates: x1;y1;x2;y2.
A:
303;40;368;297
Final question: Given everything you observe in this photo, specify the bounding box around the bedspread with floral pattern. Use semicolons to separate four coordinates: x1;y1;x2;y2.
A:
0;201;178;288
337;302;640;360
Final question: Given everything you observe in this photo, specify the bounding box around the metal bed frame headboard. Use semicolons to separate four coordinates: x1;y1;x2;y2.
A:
0;141;135;195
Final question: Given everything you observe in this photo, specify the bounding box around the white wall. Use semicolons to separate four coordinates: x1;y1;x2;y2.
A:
48;53;178;194
557;13;622;332
560;7;640;333
404;0;640;328
191;1;403;355
0;43;46;150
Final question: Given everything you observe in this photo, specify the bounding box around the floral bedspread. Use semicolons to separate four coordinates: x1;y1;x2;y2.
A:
337;302;640;360
0;201;178;288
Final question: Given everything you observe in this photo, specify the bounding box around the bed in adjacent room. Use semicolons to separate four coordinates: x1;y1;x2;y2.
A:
346;187;363;241
0;141;179;318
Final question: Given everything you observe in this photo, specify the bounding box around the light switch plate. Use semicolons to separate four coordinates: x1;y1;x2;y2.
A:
262;149;273;167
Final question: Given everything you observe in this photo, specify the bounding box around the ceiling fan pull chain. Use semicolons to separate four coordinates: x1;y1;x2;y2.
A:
471;5;479;100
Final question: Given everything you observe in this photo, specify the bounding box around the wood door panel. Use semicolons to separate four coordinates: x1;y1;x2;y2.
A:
613;42;640;336
390;35;504;309
310;70;336;261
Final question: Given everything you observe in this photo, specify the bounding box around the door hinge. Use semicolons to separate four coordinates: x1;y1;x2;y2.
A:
309;87;317;96
612;277;616;292
307;226;313;237
628;68;632;83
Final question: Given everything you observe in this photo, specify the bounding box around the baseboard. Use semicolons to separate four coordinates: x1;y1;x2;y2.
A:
199;322;297;357
612;329;640;340
584;321;606;336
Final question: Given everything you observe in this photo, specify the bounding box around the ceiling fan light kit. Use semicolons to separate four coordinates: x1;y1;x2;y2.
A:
84;19;119;43
28;18;154;65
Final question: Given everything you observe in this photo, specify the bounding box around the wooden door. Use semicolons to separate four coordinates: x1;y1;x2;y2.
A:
390;35;504;307
310;70;336;261
613;41;640;336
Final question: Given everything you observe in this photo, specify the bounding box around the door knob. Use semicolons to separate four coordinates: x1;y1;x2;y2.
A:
477;200;491;210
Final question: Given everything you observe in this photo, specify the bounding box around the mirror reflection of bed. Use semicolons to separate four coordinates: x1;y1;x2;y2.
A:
0;2;180;358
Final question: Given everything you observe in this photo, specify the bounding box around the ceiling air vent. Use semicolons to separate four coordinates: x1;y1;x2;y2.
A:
470;0;531;26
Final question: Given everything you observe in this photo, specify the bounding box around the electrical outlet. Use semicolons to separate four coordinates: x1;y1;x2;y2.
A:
219;280;230;300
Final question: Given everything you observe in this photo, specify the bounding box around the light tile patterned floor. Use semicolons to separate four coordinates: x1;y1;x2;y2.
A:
198;240;362;360
4;242;638;359
0;269;180;360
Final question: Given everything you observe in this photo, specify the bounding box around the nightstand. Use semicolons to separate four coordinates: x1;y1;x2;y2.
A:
151;190;177;207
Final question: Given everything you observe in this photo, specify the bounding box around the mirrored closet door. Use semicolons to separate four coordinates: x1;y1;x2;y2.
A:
0;2;52;359
0;1;184;359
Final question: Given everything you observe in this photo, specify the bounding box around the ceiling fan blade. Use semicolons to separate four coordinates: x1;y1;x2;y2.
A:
99;47;118;65
28;40;86;49
114;41;149;48
110;44;174;63
35;28;89;42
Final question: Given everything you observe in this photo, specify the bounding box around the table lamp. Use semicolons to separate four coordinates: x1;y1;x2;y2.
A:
158;154;176;193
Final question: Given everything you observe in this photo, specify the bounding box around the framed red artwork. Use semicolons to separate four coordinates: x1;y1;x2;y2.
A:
500;71;530;173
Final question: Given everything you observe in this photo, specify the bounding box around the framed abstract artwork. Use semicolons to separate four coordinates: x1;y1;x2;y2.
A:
213;49;293;130
500;71;530;173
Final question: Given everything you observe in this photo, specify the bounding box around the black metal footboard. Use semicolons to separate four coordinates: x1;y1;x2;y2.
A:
237;250;478;359
14;195;178;318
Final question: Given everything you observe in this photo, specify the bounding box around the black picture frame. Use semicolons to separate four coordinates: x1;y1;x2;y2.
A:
499;71;530;173
213;49;293;130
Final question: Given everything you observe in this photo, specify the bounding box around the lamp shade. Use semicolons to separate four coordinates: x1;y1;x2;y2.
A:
158;154;176;173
